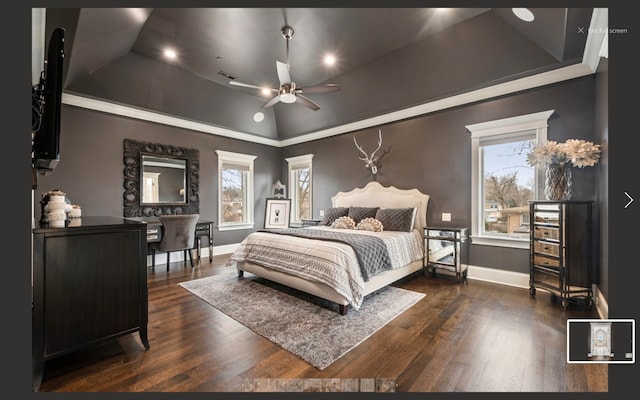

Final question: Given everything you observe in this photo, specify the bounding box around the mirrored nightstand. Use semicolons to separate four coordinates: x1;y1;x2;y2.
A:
424;227;469;283
301;219;323;227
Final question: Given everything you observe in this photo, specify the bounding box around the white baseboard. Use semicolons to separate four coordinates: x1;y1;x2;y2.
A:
146;243;240;266
467;264;530;289
146;250;192;267
467;264;608;319
212;243;240;256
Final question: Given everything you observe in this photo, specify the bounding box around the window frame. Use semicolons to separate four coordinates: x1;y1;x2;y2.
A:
467;110;553;249
216;150;257;231
286;154;314;225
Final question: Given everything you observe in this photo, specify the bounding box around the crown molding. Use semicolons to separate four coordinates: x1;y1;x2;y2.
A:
62;8;607;149
61;94;281;147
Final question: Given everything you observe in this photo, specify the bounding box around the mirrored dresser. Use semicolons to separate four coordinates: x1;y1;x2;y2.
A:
529;200;593;309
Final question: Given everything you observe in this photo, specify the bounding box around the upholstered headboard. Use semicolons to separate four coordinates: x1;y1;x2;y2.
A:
331;181;430;231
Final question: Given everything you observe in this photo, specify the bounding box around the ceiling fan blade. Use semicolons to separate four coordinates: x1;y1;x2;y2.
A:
276;61;292;85
262;95;281;109
229;81;277;93
296;84;341;94
295;94;320;111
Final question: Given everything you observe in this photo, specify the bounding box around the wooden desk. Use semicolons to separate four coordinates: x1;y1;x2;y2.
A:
128;217;214;262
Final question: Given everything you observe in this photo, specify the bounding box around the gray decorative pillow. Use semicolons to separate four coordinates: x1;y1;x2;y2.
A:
348;207;379;224
322;207;349;226
376;207;416;232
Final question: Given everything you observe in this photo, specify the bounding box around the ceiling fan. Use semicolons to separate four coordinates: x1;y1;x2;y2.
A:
229;25;341;111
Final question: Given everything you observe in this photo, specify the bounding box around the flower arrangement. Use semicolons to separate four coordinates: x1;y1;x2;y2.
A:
527;139;601;168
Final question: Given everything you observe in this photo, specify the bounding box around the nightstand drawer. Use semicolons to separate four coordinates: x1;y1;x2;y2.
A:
301;219;323;227
534;226;559;241
534;241;560;257
534;255;560;268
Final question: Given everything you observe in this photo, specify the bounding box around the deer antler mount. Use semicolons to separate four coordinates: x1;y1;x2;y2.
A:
353;129;386;177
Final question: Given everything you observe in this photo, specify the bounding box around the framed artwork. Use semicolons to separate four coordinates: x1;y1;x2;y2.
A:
264;198;291;229
272;180;286;199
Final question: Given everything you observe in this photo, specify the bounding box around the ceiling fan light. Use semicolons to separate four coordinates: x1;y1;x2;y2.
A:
280;93;296;103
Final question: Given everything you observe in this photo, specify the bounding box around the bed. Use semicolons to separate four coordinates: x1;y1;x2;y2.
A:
227;181;430;315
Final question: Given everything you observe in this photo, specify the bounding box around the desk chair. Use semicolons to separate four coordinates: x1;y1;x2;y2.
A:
150;214;199;271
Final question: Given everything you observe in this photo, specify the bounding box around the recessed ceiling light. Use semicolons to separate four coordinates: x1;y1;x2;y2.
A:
164;48;177;59
512;8;534;22
253;112;264;123
324;54;336;66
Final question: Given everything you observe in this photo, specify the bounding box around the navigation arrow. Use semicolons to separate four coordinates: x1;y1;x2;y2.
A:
624;192;634;208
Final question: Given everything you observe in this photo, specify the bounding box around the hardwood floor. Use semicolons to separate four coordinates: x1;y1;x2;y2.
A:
37;254;607;392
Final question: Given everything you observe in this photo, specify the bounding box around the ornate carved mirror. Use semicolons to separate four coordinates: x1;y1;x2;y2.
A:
123;139;200;217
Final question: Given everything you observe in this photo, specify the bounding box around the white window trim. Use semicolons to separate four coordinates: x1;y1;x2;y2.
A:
216;150;257;231
286;154;314;225
467;110;554;249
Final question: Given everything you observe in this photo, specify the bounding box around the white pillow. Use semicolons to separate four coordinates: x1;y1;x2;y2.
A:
355;217;384;232
330;216;356;229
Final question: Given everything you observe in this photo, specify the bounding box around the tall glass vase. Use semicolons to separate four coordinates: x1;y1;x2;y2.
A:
544;163;572;200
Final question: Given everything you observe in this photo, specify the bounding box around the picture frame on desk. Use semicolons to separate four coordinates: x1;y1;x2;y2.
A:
264;198;291;229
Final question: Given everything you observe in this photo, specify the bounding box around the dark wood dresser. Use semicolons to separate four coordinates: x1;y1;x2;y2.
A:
32;216;149;391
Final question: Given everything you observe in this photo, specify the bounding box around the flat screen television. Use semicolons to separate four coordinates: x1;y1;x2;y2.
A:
32;27;65;175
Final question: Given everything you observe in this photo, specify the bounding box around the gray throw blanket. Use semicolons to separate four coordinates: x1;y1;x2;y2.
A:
260;228;392;281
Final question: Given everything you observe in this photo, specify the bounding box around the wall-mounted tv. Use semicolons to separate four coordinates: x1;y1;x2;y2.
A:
32;27;65;176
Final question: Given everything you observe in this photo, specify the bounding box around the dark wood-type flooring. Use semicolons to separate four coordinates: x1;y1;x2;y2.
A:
37;254;607;392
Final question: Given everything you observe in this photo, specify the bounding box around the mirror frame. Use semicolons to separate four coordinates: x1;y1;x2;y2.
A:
123;139;200;217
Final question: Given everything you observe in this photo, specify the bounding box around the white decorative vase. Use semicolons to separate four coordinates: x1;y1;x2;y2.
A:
69;205;82;218
47;211;67;227
46;192;68;227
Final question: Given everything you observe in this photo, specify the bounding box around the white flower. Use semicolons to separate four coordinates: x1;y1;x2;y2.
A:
527;139;600;168
564;139;601;168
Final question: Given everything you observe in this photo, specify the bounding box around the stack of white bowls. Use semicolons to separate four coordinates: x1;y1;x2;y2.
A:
44;190;68;228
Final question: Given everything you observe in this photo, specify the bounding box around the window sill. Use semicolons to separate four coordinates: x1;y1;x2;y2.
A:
470;235;529;249
218;223;254;232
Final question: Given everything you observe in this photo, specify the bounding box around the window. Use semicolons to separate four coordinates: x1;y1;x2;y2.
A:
286;154;313;225
467;110;553;248
216;150;257;231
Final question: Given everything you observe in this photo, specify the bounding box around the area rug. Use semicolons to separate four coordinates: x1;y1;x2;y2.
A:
179;270;425;370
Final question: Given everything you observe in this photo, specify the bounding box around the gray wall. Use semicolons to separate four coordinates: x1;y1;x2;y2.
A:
33;73;607;289
33;105;282;247
283;76;601;275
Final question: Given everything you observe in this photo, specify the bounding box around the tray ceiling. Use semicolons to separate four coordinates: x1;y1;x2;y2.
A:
40;8;598;144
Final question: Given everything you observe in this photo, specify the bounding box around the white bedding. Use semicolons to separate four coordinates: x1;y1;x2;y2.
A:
227;226;424;309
